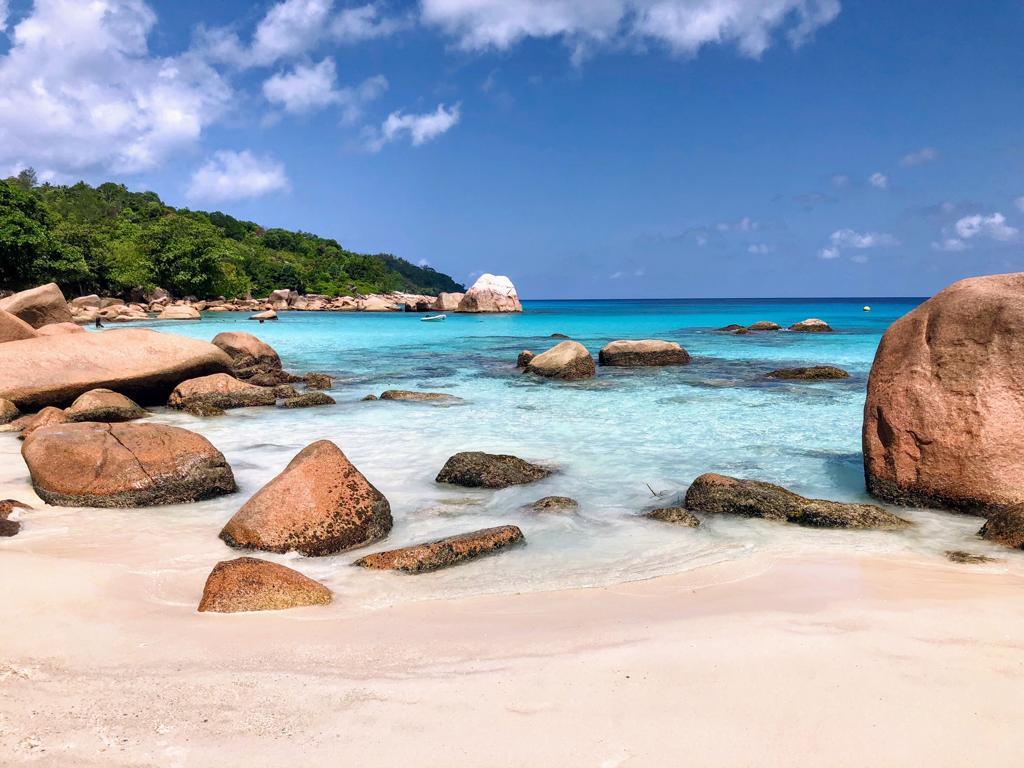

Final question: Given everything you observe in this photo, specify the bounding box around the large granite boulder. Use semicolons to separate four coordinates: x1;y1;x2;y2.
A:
457;274;522;313
684;473;910;529
0;309;39;343
211;332;282;378
168;373;276;411
0;283;72;328
36;322;85;336
524;341;596;380
979;507;1024;550
220;440;392;556
158;305;200;320
767;366;849;380
433;292;465;311
197;557;332;613
598;340;690;367
64;388;147;423
21;422;236;507
0;328;232;409
354;526;524;573
436;452;552;488
864;273;1024;514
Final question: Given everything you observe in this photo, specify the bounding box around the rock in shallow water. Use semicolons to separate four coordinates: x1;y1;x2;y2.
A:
789;318;833;332
212;331;282;379
524;341;596;381
279;392;335;408
21;422;236;507
599;339;690;367
766;366;849;381
354;526;525;573
168;373;277;411
220;440;392;557
684;473;910;530
528;496;579;513
11;406;67;438
0;499;31;537
198;557;332;613
379;390;461;402
979;507;1024;550
945;550;1000;564
304;373;333;390
516;350;535;368
436;452;552;489
644;507;700;527
747;321;780;331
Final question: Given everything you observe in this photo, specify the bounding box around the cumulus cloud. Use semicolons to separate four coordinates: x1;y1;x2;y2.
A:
0;0;9;30
900;147;937;167
186;150;289;202
365;102;461;151
261;57;388;121
868;171;888;189
0;0;231;175
420;0;842;61
931;237;968;253
954;212;1019;242
818;228;898;260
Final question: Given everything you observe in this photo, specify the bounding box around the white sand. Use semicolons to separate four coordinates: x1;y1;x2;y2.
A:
2;547;1022;767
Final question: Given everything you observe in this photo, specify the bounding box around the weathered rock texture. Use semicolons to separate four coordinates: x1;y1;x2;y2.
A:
197;557;332;613
979;507;1024;550
747;321;780;331
0;499;31;537
0;283;72;328
36;322;85;336
599;340;691;367
524;341;596;381
645;507;701;527
789;318;833;332
379;390;461;402
436;452;552;489
158;305;200;320
220;440;392;556
457;274;522;313
21;422;236;507
767;366;849;381
0;309;39;343
433;292;465;312
863;273;1024;515
0;328;232;409
279;392;335;408
12;406;68;438
212;332;282;378
0;398;20;425
354;526;524;573
168;373;276;411
684;473;909;529
516;350;535;368
529;496;579;513
64;389;147;423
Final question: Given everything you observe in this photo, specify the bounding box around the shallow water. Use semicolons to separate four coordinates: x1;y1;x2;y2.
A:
2;298;1018;610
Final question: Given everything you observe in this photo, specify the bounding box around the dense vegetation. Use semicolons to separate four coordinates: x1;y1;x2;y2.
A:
0;169;464;299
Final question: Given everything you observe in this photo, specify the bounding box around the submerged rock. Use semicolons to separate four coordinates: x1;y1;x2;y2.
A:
457;274;522;313
979;507;1024;550
550;333;570;339
0;283;72;328
354;525;525;573
168;373;277;411
864;273;1024;515
644;507;700;527
22;422;236;507
304;373;333;390
198;557;332;613
64;389;147;423
766;366;850;381
524;341;596;381
789;318;833;332
717;324;746;333
0;499;31;538
220;440;392;557
0;309;39;343
945;550;999;564
528;496;579;513
183;402;226;417
361;394;378;401
279;392;335;408
599;340;690;367
0;328;232;409
436;451;552;489
684;473;910;529
747;320;780;331
379;390;461;402
516;350;535;368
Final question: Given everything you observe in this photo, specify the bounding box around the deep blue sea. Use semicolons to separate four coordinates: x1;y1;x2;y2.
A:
4;298;1012;607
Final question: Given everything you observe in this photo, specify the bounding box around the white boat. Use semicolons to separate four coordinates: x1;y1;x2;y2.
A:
421;314;447;322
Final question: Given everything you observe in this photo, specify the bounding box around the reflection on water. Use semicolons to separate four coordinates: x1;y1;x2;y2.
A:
1;297;1019;608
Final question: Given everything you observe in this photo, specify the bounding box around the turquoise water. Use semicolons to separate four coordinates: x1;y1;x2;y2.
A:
3;298;1014;608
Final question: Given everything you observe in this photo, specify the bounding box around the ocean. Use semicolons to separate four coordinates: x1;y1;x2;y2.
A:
2;298;1010;609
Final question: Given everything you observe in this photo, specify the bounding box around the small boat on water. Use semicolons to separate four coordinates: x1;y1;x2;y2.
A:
863;305;871;312
421;314;447;322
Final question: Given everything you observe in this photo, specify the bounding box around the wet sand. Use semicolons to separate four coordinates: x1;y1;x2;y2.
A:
2;548;1021;767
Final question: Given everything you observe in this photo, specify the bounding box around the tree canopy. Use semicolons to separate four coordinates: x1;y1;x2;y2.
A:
0;173;465;299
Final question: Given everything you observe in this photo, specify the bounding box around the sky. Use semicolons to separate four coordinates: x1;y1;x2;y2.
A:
1;0;1022;299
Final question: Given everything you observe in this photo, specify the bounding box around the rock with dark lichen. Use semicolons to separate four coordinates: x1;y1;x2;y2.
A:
528;496;579;513
279;392;336;409
198;557;332;613
220;440;392;556
379;390;462;403
304;373;333;390
516;350;535;368
599;340;690;367
273;384;301;399
362;394;378;401
766;366;850;381
0;398;20;425
684;473;910;530
64;388;147;423
945;550;1000;564
0;499;31;537
354;525;524;573
644;507;700;527
747;321;780;331
168;373;276;411
717;324;745;333
436;452;552;489
979;507;1024;550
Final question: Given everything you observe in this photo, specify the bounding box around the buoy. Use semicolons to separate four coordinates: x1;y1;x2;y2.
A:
863;306;871;312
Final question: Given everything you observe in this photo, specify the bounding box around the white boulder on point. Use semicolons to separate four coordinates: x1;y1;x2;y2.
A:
457;274;522;313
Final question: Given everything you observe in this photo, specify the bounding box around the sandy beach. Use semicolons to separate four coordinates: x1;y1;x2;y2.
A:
3;547;1021;767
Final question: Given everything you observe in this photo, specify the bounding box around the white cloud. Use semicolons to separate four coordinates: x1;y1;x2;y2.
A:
747;243;774;254
186;150;289;202
900;147;937;167
868;171;888;189
250;0;334;66
0;1;9;30
954;212;1019;242
818;228;898;260
421;0;841;60
0;0;231;175
263;58;341;113
931;237;967;253
331;3;411;41
365;102;461;151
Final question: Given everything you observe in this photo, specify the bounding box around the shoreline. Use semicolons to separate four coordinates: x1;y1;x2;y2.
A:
2;549;1021;766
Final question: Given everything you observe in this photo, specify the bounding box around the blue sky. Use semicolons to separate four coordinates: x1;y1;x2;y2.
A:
1;0;1022;298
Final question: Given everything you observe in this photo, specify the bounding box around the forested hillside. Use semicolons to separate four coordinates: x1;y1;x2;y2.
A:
0;170;464;299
